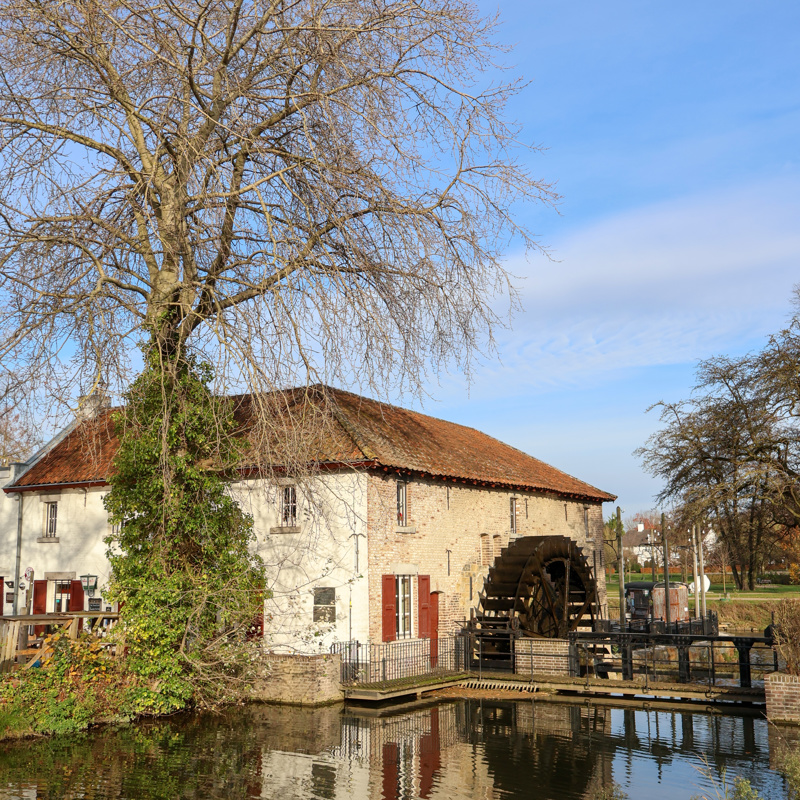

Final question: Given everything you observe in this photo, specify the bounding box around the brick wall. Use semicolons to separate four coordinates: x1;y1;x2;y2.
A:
766;671;800;724
514;638;572;676
252;652;343;705
366;472;608;640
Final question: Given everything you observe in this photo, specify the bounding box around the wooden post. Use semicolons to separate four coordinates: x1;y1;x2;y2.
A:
0;621;8;673
1;621;20;673
68;616;79;640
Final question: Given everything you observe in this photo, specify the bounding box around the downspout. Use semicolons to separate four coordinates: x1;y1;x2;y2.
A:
12;491;23;615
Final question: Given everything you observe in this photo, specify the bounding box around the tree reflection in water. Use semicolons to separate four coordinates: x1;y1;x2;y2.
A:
0;700;788;800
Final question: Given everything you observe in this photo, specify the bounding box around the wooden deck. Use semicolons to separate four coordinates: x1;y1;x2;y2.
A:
343;673;468;702
342;670;766;707
459;672;766;706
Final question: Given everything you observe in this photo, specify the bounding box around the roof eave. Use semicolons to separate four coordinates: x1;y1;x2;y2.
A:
4;479;108;494
370;463;616;503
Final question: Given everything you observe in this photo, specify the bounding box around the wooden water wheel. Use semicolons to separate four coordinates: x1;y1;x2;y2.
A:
470;535;599;668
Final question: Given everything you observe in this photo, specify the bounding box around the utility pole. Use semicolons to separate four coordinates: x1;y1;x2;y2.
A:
617;506;625;631
698;525;708;618
650;529;657;582
662;512;671;629
691;525;700;620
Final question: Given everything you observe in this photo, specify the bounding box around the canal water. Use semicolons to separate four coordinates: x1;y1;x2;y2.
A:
0;699;794;800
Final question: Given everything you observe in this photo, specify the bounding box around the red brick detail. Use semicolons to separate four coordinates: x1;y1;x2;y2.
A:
766;671;800;724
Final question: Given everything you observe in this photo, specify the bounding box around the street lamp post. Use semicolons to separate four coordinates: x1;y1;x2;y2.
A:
661;512;671;629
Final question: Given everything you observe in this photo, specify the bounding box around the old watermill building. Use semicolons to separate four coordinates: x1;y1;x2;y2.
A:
0;386;614;654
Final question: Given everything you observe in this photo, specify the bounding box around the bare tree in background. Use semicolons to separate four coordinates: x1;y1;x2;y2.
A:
0;0;555;430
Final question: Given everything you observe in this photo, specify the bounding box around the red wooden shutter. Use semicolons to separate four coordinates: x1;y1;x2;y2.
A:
70;580;84;613
382;574;396;642
418;575;431;639
33;580;47;614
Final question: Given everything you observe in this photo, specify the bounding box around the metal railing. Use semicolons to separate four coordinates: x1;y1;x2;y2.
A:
593;612;719;636
331;636;469;685
569;631;779;689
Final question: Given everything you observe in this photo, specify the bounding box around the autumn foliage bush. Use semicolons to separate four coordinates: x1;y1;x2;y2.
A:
774;599;800;676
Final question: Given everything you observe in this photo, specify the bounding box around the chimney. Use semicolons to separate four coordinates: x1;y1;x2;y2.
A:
77;384;110;421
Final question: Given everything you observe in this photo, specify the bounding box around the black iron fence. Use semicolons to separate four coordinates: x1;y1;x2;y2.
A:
593;612;719;637
569;631;779;688
331;636;469;685
331;629;780;691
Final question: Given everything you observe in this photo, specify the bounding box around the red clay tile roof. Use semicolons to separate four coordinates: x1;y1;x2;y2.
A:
10;409;119;489
7;386;615;502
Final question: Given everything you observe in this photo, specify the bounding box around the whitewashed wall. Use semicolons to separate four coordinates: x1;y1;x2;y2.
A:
233;472;369;653
0;483;113;615
0;469;370;655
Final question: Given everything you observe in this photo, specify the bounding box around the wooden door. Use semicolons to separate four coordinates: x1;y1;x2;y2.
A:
33;579;47;636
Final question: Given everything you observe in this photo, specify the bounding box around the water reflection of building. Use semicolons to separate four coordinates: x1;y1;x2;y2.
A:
322;700;613;800
0;701;787;800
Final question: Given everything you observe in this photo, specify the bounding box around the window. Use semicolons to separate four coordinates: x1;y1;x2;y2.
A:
44;502;58;538
510;498;517;535
54;580;71;612
395;575;413;639
313;587;336;623
396;480;407;526
281;486;297;527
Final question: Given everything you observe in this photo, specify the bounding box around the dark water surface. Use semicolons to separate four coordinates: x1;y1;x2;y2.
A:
0;699;794;800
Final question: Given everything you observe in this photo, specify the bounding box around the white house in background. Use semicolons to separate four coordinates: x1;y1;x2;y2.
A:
623;525;717;571
0;386;614;652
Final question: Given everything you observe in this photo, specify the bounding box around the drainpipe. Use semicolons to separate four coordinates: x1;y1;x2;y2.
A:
12;491;23;616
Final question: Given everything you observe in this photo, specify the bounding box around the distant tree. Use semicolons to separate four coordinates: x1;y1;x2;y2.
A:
637;348;788;590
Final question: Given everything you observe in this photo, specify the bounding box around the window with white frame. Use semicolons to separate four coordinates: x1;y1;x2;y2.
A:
281;485;297;527
44;502;58;538
510;497;517;535
396;575;413;639
313;587;336;623
54;580;71;612
397;480;407;526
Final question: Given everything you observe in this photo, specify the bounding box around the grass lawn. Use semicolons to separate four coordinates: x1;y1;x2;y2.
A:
603;572;800;629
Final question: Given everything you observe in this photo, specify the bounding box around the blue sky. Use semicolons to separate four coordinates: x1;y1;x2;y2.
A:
411;1;800;515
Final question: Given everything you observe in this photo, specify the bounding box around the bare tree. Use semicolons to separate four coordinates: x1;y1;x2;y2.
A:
0;0;555;426
637;356;785;590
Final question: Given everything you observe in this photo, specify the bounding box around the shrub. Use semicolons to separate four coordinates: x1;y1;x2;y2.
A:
774;599;800;675
0;632;129;736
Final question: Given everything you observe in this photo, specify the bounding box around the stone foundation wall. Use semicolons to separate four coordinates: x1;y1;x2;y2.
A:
252;652;343;706
766;672;800;724
514;638;572;676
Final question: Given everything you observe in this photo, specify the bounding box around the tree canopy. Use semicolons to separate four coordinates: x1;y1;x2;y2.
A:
638;293;800;589
0;0;555;424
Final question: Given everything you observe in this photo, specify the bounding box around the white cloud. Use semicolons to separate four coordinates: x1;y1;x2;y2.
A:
487;177;800;393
